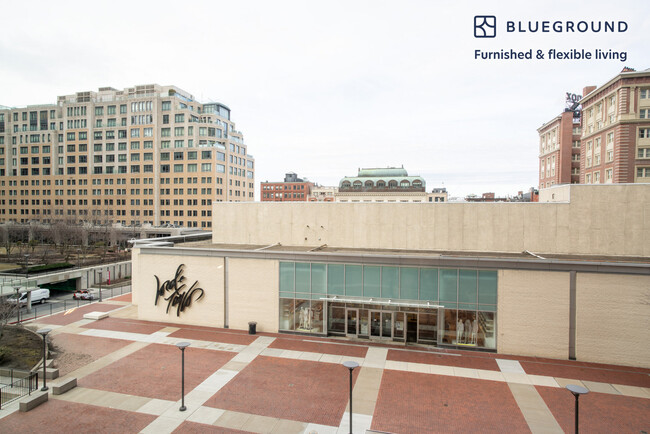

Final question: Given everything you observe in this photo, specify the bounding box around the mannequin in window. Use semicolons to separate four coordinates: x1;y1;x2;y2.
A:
456;319;464;344
471;319;478;344
465;319;471;343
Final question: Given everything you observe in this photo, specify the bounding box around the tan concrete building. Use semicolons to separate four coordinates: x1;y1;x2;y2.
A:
131;184;649;368
0;84;255;229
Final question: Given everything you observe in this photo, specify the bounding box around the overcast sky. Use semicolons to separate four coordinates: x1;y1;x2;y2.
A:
1;0;648;197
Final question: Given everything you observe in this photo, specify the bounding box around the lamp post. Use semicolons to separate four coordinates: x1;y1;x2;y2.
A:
98;270;103;302
342;361;359;434
37;328;52;391
24;254;29;279
14;286;21;324
566;384;589;434
176;341;191;411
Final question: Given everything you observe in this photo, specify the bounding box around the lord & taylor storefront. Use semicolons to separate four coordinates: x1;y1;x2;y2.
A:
278;261;497;350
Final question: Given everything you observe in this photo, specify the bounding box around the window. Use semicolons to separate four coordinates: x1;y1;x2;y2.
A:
144;140;153;149
174;164;183;173
95;107;104;116
638;148;650;158
641;109;649;119
201;163;212;172
174;127;184;136
641;89;649;99
118;142;127;151
131;129;140;138
107;105;116;115
636;167;650;178
201;150;212;159
131;142;140;150
175;114;184;123
174;152;183;160
162;101;171;111
94;144;102;152
160;152;170;161
187;163;197;172
640;128;650;139
161;128;170;137
188;151;197;160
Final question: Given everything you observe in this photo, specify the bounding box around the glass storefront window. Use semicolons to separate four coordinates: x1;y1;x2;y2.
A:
441;308;455;345
311;301;324;333
418;312;437;342
478;311;496;349
345;265;362;296
440;269;457;302
279;263;294;292
329;306;345;334
459;270;477;304
312;264;326;294
363;266;380;297
456;310;476;346
279;299;294;330
400;267;418;300
420;268;438;300
359;309;369;336
478;270;498;305
381;266;399;299
328;264;344;295
294;299;310;331
393;312;404;339
295;263;311;292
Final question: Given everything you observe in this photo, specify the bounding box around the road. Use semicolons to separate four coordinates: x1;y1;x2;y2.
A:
7;286;131;325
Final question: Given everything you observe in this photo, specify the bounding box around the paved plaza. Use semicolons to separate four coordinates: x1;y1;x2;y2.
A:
0;294;648;433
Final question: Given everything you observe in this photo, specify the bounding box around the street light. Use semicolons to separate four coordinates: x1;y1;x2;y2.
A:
14;286;21;324
566;384;589;434
176;341;191;411
98;270;103;302
37;328;52;391
342;361;359;434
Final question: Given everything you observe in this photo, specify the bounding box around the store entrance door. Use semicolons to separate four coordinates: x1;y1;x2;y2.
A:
346;308;358;337
406;313;418;343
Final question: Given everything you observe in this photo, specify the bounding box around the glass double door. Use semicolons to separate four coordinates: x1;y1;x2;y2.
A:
346;308;393;339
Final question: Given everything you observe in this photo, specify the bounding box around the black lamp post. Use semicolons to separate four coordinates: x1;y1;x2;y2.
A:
37;328;52;391
342;361;359;434
14;286;21;324
566;384;589;434
176;341;191;411
98;270;103;302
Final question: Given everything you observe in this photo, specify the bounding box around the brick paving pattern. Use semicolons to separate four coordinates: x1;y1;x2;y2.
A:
372;370;531;434
168;328;257;345
50;333;133;376
204;356;359;426
172;421;250;433
387;349;500;371
111;293;132;302
79;343;235;400
268;337;368;357
0;399;156;433
81;317;167;334
521;361;650;388
537;385;650;433
44;302;124;325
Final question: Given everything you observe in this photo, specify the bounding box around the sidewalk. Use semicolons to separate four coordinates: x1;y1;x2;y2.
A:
0;295;648;433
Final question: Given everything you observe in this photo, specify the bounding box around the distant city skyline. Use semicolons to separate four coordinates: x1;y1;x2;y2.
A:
1;0;648;198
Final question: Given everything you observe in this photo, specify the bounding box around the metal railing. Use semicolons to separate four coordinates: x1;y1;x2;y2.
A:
12;285;132;325
0;371;38;409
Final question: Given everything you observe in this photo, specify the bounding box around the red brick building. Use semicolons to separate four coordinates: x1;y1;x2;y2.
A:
579;68;650;184
261;172;314;202
538;107;583;189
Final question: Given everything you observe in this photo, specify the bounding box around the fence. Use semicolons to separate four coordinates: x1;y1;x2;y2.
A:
0;370;38;409
12;285;132;325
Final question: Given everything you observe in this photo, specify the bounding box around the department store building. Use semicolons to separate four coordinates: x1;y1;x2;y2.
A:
131;184;650;369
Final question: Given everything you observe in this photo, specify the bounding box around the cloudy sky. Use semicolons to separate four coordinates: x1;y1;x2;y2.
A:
1;0;648;197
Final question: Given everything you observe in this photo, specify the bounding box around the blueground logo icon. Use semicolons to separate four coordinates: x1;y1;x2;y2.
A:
475;15;496;38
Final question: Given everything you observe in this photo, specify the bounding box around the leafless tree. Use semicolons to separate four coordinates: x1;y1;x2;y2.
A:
0;297;18;338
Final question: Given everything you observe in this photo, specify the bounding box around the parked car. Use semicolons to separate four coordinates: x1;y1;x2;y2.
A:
7;288;50;306
73;290;96;300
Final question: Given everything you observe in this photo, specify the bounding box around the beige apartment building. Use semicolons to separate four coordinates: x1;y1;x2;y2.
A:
579;68;650;184
0;84;255;229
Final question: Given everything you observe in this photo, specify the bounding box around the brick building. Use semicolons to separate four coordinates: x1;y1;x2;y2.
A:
261;172;314;202
579;68;650;184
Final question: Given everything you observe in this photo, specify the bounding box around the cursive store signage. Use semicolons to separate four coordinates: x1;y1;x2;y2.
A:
154;264;205;317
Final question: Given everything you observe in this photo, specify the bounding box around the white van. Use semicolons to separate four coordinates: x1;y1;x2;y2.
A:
8;288;50;306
